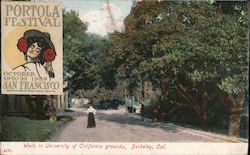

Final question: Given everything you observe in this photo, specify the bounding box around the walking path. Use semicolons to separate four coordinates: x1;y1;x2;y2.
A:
49;106;247;142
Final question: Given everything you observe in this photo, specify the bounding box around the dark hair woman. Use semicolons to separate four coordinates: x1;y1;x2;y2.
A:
13;29;56;78
87;105;96;128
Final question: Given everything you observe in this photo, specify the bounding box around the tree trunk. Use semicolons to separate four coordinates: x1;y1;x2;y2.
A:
222;91;244;137
140;76;145;116
140;76;145;105
160;78;169;97
200;105;205;129
175;83;212;129
200;91;211;129
228;114;241;137
140;77;145;120
35;96;46;119
46;95;57;122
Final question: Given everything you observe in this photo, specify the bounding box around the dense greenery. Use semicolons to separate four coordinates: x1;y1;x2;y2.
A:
63;10;114;92
103;1;248;137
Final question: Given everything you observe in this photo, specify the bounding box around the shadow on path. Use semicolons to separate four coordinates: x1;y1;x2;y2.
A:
96;111;180;133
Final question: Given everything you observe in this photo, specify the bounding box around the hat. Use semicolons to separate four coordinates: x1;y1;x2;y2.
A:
17;29;56;62
24;29;55;49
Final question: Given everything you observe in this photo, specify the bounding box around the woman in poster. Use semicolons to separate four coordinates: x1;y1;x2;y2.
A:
13;29;56;78
87;105;96;128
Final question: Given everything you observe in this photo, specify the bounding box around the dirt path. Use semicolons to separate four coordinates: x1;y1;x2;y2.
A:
49;106;240;142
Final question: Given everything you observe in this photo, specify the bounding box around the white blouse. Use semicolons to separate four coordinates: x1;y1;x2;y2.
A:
87;107;96;115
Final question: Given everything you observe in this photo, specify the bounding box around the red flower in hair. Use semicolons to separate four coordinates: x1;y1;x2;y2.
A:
17;37;28;52
43;48;56;62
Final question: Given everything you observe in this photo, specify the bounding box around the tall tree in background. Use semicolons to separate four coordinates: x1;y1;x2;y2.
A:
63;10;114;95
63;10;97;91
109;1;247;136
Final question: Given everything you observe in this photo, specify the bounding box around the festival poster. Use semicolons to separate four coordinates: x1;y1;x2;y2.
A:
1;1;63;95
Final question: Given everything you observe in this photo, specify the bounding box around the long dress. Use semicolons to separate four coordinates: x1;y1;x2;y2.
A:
87;107;96;128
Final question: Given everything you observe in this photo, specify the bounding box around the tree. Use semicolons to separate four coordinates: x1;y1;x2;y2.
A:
110;1;248;136
63;9;117;98
63;10;98;92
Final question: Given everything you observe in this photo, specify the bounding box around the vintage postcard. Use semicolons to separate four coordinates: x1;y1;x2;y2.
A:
0;0;248;155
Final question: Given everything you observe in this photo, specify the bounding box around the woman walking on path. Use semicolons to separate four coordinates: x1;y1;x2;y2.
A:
87;105;96;128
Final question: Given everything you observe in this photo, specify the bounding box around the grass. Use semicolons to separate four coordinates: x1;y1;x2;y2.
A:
1;116;73;141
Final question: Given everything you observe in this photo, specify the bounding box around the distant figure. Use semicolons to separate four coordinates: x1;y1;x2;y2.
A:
87;105;96;128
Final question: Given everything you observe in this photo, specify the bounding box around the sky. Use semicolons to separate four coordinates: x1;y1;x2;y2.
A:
58;0;133;36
